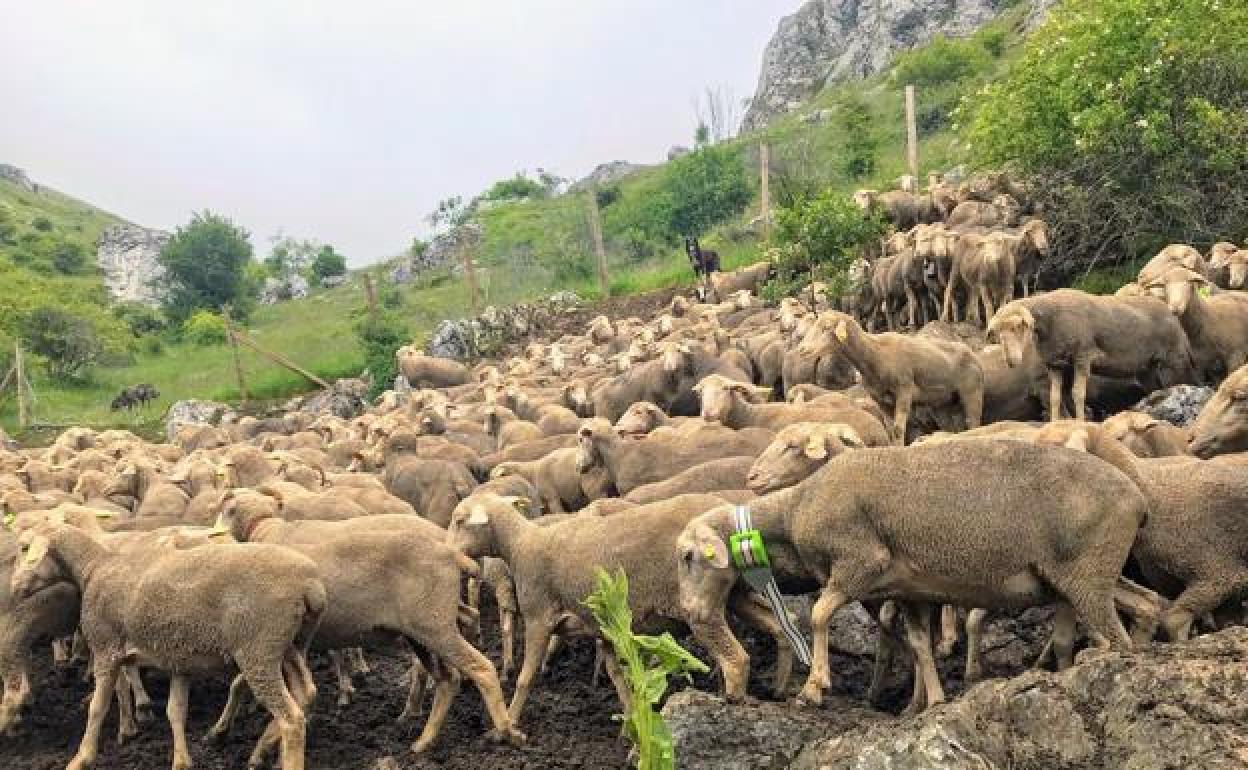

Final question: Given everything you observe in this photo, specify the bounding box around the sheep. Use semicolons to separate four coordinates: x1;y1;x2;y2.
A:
946;194;1020;229
692;374;892;445
797;312;984;443
942;232;1015;326
676;439;1147;709
1101;411;1192;458
613;401;700;438
479;434;579;473
623;457;755;504
1211;245;1248;289
574;420;774;495
1188;363;1248;457
447;493;798;723
107;459;189;519
1143;264;1248;381
379;454;477;527
709;261;771;302
988;290;1196;421
217;507;523;754
12;523;326;770
1137;243;1210;286
396;345;471;388
745;423;866;494
491;446;602;514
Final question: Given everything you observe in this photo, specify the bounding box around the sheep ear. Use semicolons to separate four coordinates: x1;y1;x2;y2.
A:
1063;430;1091;452
803;439;829;460
466;505;490;527
24;536;49;564
510;497;530;515
833;425;866;448
834;320;849;343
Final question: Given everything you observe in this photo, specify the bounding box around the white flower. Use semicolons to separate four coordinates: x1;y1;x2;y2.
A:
1136;119;1149;128
1075;138;1086;149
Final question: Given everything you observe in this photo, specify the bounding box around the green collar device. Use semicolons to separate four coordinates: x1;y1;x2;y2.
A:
730;505;812;667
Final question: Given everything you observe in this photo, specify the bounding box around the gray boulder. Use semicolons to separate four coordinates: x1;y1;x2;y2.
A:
283;378;370;419
260;273;310;304
569;161;649;193
1133;384;1214;427
791;627;1248;770
427;319;479;361
164;399;233;442
0;163;36;192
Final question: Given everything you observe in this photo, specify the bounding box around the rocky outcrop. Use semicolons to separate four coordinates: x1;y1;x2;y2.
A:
426;291;582;361
741;0;1060;132
792;628;1248;770
281;378;370;419
569;161;650;193
0;164;36;192
164;399;233;442
260;273;310;304
95;223;170;305
1134;384;1214;427
394;223;485;283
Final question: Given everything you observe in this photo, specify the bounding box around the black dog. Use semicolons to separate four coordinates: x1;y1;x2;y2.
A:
684;237;720;279
110;383;160;411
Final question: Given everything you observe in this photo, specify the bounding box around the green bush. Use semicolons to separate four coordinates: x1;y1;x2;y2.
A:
892;34;992;87
482;172;547;202
838;94;878;179
112;302;166;337
31;215;53;232
158;211;257;324
767;190;888;299
662;143;752;237
966;0;1248;275
50;240;87;274
310;244;347;284
19;306;102;381
182;310;229;347
354;311;409;398
379;285;404;309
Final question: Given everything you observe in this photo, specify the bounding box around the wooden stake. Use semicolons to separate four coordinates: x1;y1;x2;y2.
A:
362;273;379;323
230;328;331;390
14;342;27;428
461;239;480;315
221;307;249;408
759;143;771;241
905;84;919;181
587;190;610;296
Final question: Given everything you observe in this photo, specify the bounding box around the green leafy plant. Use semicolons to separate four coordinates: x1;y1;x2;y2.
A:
766;190;887;302
158;210;257;323
353;310;409;399
19;306;102;381
182;310;228;347
583;568;709;770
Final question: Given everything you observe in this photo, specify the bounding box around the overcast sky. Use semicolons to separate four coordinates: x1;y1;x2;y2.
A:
3;0;801;265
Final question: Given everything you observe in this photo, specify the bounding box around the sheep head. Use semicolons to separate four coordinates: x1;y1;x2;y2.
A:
447;494;529;558
675;513;738;626
796;312;856;358
1022;219;1050;256
852;189;878;211
1144;265;1208;316
747;423;864;493
693;374;771;423
10;529;61;601
615;402;664;438
1228;250;1248;290
575;424;605;473
1189;364;1248;458
986;305;1035;369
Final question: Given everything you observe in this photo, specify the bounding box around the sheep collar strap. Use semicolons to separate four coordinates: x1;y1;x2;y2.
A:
729;505;812;667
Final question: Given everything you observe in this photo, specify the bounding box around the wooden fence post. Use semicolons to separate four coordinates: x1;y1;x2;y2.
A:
14;342;28;428
362;273;379;323
587;189;610;296
905;84;919;181
461;240;481;315
759;143;771;241
221;307;249;409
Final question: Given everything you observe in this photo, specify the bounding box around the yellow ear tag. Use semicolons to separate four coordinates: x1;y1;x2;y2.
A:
24;538;47;564
703;545;718;562
834;320;849;343
2;511;14;529
1198;285;1211;298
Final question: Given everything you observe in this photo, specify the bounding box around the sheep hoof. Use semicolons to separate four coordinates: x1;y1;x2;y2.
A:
204;726;229;744
410;737;436;755
935;641;956;659
795;685;824;709
486;727;527;747
396;707;420;724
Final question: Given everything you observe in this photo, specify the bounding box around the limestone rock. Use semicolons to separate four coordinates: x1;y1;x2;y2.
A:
742;0;1060;132
426;292;581;361
1133;384;1214;427
668;145;692;161
427;319;479;361
569;161;650;193
0;163;36;192
164;399;233;442
260;273;310;304
96;223;171;305
283;378;370;419
791;627;1248;770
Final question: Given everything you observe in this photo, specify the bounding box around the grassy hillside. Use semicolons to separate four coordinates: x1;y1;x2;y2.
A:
1;8;1036;438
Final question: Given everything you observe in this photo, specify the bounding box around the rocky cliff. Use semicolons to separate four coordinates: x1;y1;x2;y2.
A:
95;223;170;305
741;0;1059;132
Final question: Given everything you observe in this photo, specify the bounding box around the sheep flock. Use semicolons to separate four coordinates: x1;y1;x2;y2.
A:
5;170;1248;769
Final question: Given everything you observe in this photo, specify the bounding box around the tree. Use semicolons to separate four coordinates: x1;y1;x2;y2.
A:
309;244;347;283
482;172;547;202
692;85;743;143
19;306;102;380
409;237;429;260
662;144;752;238
427;196;468;232
50;240;87;274
265;234;319;280
965;0;1248;277
157;211;256;323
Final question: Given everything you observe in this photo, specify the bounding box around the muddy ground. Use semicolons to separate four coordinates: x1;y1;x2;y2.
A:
4;593;1055;770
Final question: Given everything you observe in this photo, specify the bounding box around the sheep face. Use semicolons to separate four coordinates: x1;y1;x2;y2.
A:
9;531;61;600
747;424;863;494
615;403;661;438
1023;219;1051;256
675;517;738;626
693;376;744;423
795;313;849;359
1101;412;1166;458
1189;366;1248;457
852;190;877;211
447;495;528;557
1229;251;1248;290
1146;266;1207;316
1209;242;1238;270
575;426;603;473
986;307;1034;369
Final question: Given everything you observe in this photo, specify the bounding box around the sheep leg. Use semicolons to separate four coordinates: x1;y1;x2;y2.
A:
52;637;70;664
1113;577;1165;644
978;285;996;327
591;640;605;689
1162;577;1247;642
1047;369;1064;422
167;674;192;770
1071;357;1092;422
1048;603;1078;671
960;381;984;431
797;586;849;708
348;647;370;675
411;659;460;754
124;664;153;723
935;605;959;658
867;601;902;707
397;654;427;723
71;630;89;663
328;650;355;707
208;674;250;741
728;592;795;697
904;285;920;329
67;662;119;770
432;635;524;749
113;674;138;746
688;615;750;701
0;653;32;735
892;386;916;447
540;634;562;675
508;616;557;724
240;657;307;770
964;608;989;683
499;610;516;683
901;603;945;711
1053;573;1131;654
